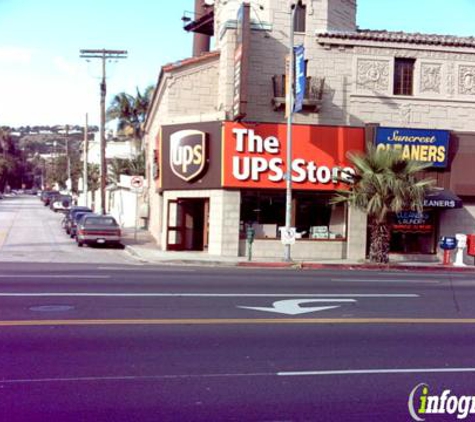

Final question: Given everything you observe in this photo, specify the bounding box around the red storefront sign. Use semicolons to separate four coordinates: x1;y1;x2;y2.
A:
222;122;365;190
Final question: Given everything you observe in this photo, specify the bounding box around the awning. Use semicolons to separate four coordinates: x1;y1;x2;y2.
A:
423;189;463;209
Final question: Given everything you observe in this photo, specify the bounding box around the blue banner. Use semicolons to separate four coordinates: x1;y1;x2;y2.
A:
294;45;305;113
375;127;449;168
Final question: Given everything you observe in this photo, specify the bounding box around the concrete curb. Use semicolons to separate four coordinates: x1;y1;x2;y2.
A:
124;245;149;263
238;261;475;272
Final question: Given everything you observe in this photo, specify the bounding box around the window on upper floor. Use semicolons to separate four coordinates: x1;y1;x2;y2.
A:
293;1;306;33
393;58;415;95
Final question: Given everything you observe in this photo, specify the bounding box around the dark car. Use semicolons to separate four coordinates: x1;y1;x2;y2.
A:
76;214;121;247
69;210;94;238
63;206;93;235
41;190;59;206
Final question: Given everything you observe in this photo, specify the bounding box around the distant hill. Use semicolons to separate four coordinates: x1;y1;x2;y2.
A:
1;125;98;155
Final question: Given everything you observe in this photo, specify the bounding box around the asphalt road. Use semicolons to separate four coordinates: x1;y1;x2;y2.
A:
0;195;138;264
0;263;475;421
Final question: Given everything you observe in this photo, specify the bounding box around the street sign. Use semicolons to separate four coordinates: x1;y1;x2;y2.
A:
280;227;296;245
130;176;144;189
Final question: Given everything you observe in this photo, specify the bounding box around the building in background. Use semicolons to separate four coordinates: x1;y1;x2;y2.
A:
144;0;475;262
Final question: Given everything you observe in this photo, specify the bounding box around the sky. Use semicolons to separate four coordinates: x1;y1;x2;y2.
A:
1;0;475;129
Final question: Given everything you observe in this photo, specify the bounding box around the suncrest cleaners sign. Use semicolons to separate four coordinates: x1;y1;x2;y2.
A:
222;122;365;190
169;129;207;182
375;127;449;168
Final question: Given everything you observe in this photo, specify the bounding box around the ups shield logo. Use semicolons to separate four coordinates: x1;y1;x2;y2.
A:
170;130;207;182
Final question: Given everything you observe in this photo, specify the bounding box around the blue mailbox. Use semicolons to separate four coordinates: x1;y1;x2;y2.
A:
439;236;457;250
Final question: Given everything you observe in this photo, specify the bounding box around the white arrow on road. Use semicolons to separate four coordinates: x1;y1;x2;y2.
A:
238;299;356;315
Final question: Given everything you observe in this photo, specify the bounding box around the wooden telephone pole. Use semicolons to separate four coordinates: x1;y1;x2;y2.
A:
79;49;127;215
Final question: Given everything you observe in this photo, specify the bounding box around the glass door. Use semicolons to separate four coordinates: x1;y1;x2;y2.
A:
166;199;185;251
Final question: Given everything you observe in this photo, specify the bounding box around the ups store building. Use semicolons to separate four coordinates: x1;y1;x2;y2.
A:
154;121;475;261
156;121;366;259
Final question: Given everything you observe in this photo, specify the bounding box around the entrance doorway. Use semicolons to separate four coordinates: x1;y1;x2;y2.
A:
166;198;209;251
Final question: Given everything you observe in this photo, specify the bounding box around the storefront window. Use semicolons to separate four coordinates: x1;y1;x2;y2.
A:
240;190;347;240
389;210;437;254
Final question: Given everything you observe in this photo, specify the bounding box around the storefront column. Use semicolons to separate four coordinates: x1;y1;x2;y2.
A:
346;205;367;260
208;190;241;256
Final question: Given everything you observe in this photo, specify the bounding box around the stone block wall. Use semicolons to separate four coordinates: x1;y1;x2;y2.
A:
239;239;346;260
167;58;220;118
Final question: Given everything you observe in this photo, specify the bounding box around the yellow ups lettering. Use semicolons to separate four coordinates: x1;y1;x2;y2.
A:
192;145;203;165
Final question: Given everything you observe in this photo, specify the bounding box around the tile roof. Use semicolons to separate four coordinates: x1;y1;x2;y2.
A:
317;29;475;48
162;51;220;72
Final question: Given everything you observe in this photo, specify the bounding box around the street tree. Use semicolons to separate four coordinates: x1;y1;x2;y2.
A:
106;85;154;150
87;163;100;211
332;144;435;264
108;152;146;186
0;128;23;190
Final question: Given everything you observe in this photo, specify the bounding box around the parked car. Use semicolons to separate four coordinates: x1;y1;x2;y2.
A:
63;206;93;234
76;214;121;247
50;195;72;212
68;210;94;238
41;190;59;206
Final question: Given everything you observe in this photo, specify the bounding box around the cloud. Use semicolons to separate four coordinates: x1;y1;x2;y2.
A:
0;47;33;64
53;56;80;77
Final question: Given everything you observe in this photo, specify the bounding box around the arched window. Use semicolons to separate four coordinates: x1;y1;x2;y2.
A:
293;1;306;32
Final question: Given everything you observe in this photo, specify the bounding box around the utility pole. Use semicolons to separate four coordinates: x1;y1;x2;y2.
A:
83;113;89;207
79;49;127;215
284;4;296;262
65;124;71;192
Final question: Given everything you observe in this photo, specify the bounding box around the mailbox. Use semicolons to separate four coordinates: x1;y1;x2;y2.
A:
439;236;457;250
467;234;475;256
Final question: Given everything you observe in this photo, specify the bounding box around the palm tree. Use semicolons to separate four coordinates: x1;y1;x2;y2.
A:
106;85;154;150
108;152;146;187
332;144;435;264
87;163;100;211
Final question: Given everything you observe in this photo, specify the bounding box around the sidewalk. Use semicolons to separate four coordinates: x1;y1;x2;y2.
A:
120;228;475;271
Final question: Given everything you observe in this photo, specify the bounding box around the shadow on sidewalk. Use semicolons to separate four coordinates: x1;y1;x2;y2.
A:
121;228;157;247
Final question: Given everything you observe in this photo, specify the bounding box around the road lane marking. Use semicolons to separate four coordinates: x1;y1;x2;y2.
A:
0;318;474;327
278;368;475;376
0;373;272;384
0;275;110;279
96;267;195;272
0;292;419;298
2;367;475;384
239;299;357;315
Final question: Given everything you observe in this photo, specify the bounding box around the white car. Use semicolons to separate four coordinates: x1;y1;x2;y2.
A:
51;196;72;212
